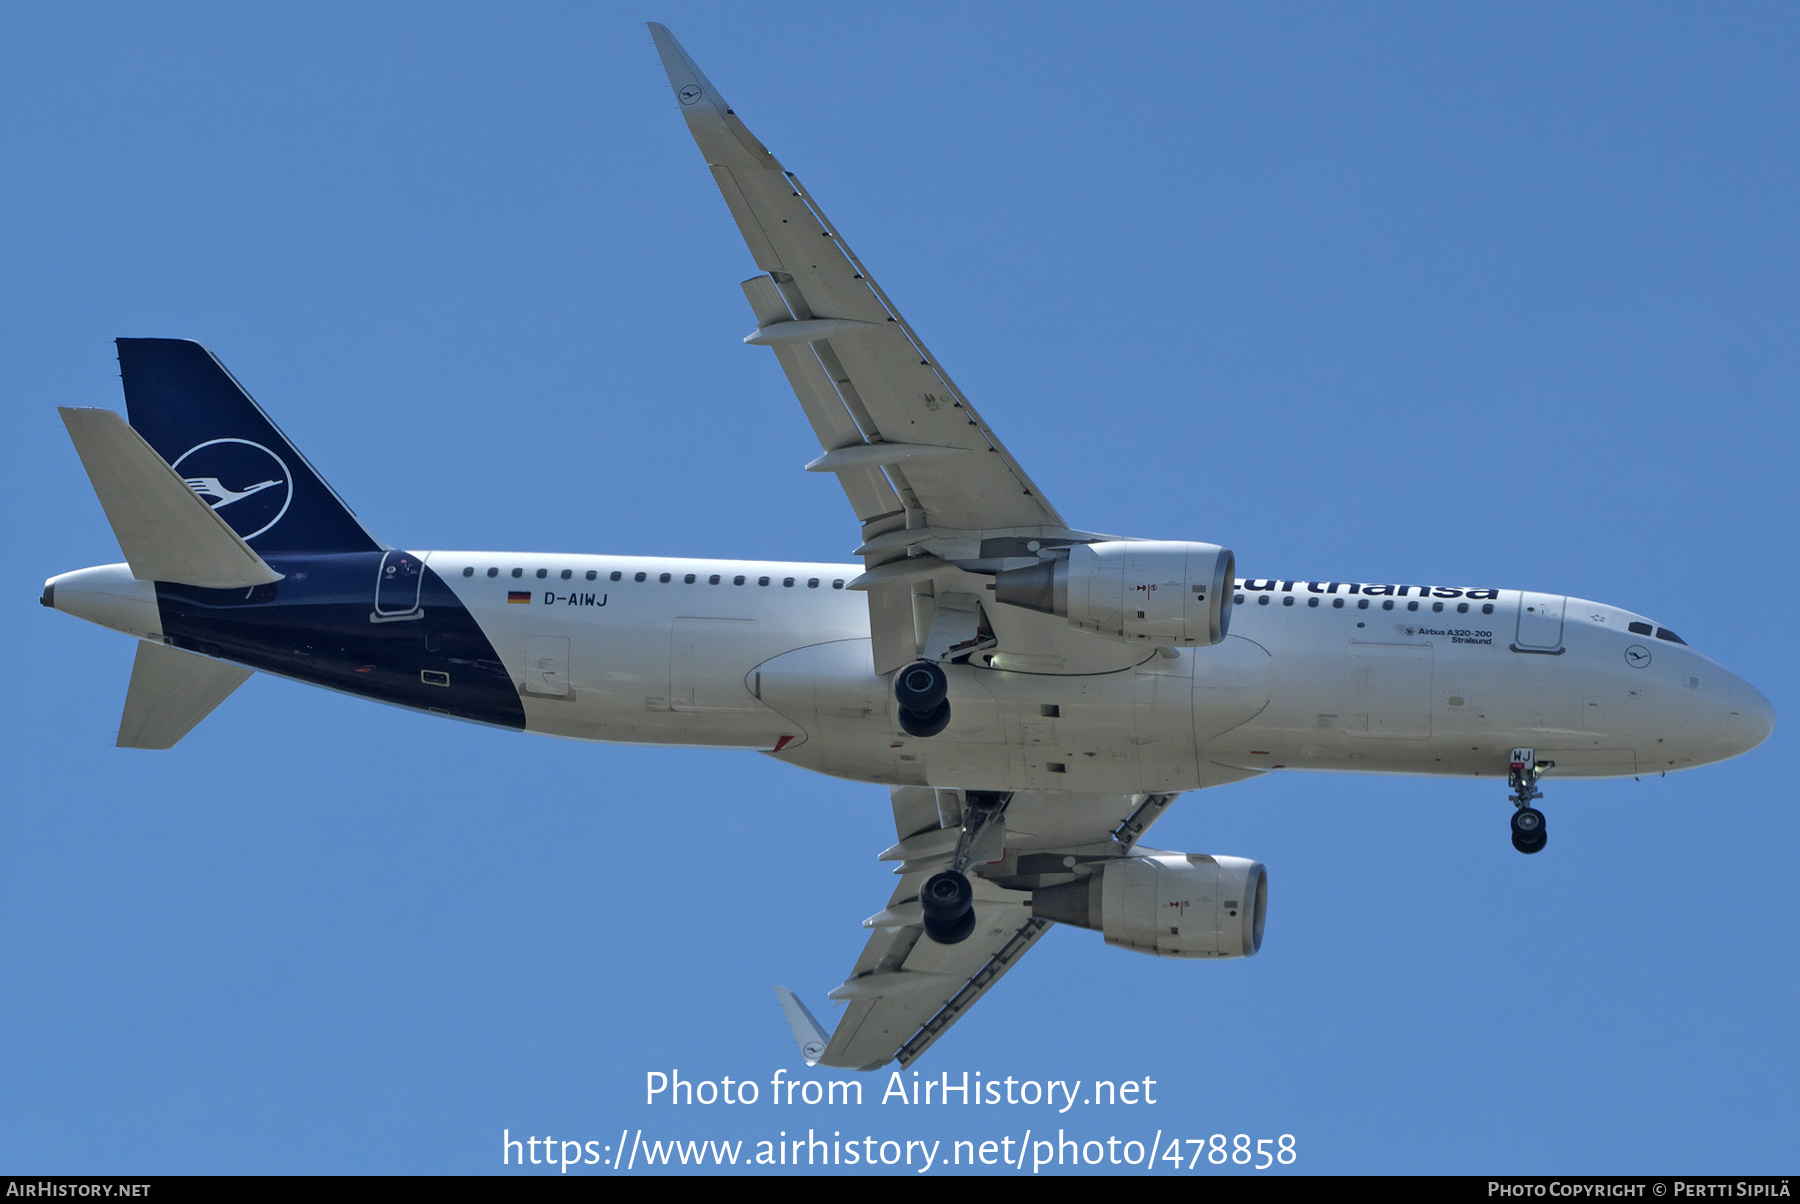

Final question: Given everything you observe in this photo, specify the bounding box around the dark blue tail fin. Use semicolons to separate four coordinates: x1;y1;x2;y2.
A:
117;338;382;555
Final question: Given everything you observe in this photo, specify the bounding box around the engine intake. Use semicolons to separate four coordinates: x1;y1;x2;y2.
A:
992;541;1234;646
1031;853;1266;959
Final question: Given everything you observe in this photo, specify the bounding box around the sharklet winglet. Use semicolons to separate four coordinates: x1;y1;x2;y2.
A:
774;986;830;1067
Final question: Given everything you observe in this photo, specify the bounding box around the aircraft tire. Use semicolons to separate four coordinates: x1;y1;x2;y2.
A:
894;660;948;713
920;870;976;944
1510;807;1545;837
898;697;951;738
923;908;977;944
1511;828;1547;855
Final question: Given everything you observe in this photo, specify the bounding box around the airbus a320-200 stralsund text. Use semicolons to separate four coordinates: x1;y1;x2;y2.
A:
40;23;1774;1072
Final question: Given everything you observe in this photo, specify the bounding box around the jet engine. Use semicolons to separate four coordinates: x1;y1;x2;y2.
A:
1030;853;1266;959
991;541;1234;647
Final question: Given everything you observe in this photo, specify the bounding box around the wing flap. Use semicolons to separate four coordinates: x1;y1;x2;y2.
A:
819;872;1040;1070
650;23;1066;540
739;277;903;525
799;786;1225;1070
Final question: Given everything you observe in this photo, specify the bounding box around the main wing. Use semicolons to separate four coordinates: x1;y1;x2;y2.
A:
649;25;1091;671
795;786;1186;1070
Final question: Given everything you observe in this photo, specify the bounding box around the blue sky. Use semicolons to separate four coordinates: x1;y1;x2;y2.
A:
2;1;1795;1174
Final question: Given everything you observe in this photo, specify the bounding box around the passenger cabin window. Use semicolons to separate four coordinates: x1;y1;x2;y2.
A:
1406;600;1418;611
709;574;721;584
1457;602;1468;613
1481;603;1495;615
1656;627;1687;645
462;566;473;577
684;573;696;584
560;569;572;580
734;575;746;586
512;568;523;578
1234;594;1246;604
1357;599;1369;609
758;576;770;586
536;569;548;579
1307;597;1319;607
1282;596;1294;606
1332;598;1344;608
1628;621;1654;636
659;572;671;583
1431;601;1443;612
487;567;498;578
634;572;646;583
610;571;622;581
1382;600;1394;610
783;577;795;587
1257;595;1270;605
586;570;597;580
832;579;845;589
808;578;819;588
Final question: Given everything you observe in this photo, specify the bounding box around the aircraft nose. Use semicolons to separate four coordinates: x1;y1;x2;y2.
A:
1728;676;1776;756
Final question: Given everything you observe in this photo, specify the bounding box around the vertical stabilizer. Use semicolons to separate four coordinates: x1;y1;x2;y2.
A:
116;338;382;555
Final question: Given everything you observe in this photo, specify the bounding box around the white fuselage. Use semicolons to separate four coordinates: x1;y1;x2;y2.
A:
425;552;1772;793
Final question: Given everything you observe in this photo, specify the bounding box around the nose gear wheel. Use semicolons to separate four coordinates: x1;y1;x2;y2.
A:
1506;748;1552;855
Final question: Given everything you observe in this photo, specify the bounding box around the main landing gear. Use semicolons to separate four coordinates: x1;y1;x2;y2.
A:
1508;747;1551;855
895;659;950;738
920;791;1011;945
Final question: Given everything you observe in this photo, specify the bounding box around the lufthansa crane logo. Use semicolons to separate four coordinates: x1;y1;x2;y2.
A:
171;438;292;541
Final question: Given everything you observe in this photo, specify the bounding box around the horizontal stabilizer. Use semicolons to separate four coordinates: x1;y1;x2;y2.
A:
59;407;283;589
774;986;829;1067
117;640;252;749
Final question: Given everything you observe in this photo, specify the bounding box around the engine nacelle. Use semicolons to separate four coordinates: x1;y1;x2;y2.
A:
1031;853;1266;959
991;541;1234;646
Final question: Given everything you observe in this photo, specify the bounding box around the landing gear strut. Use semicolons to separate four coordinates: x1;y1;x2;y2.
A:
919;791;1011;945
1508;747;1550;855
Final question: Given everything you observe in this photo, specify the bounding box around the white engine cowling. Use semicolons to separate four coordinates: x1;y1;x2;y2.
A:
991;541;1234;646
1030;853;1267;959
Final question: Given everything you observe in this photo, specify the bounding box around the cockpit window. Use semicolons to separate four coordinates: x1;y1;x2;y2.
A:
1628;621;1654;636
1656;627;1687;645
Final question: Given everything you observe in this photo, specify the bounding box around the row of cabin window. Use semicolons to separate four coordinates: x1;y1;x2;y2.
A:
462;565;845;589
1233;593;1496;615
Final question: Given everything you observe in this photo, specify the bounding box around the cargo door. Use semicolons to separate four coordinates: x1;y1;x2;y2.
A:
670;618;758;712
1515;592;1566;651
1344;643;1433;738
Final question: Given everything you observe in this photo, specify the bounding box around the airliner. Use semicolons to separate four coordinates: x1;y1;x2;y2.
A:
42;25;1773;1072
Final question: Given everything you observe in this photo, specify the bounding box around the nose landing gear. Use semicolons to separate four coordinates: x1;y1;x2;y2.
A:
1508;747;1551;854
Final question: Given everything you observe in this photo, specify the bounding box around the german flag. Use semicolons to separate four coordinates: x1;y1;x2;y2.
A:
507;591;532;604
